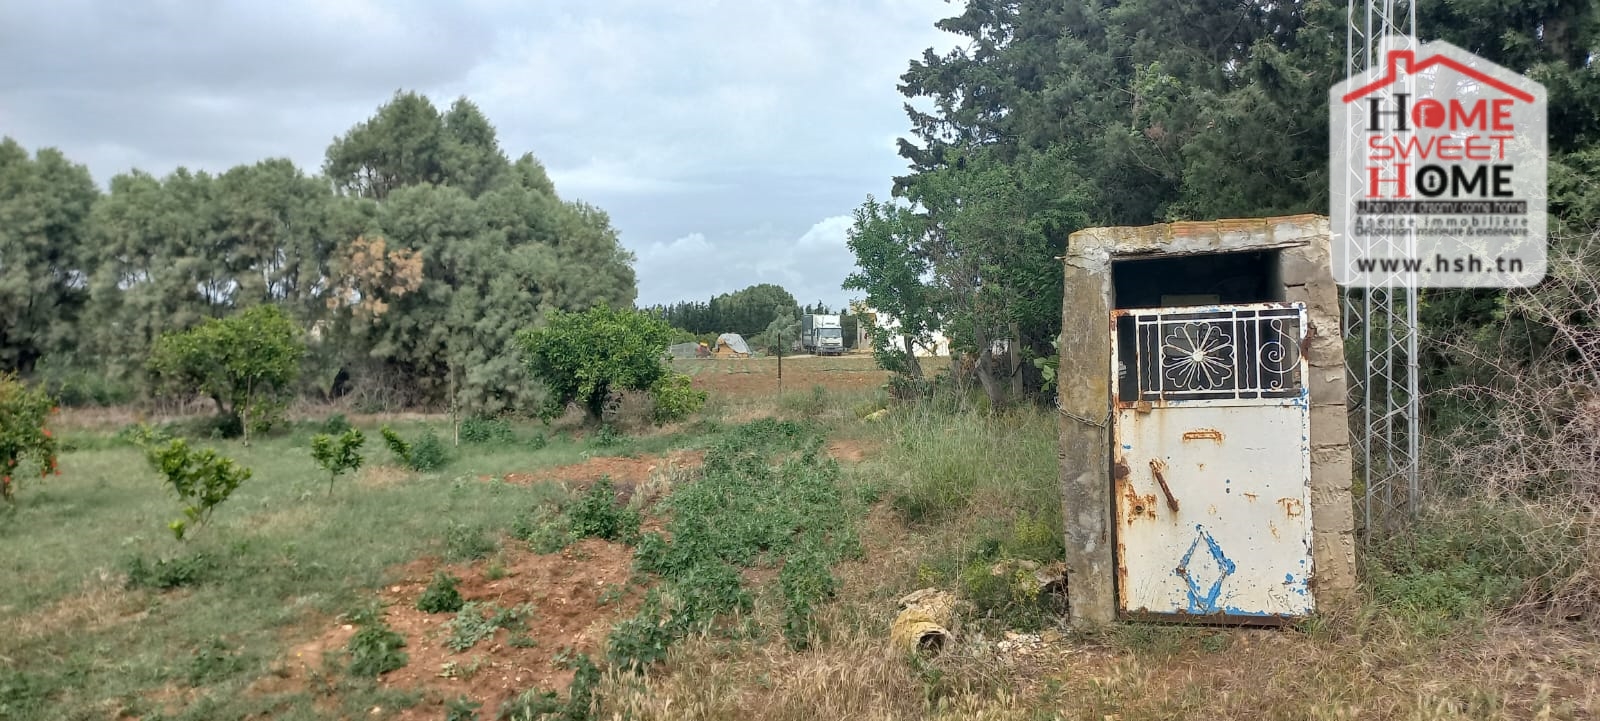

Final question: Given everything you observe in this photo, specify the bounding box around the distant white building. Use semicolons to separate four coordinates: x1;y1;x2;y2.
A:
849;301;950;357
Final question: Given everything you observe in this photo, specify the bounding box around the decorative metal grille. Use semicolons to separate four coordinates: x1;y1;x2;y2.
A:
1124;306;1305;402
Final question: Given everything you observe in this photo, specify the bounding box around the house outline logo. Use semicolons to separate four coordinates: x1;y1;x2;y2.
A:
1340;49;1535;106
1328;38;1547;290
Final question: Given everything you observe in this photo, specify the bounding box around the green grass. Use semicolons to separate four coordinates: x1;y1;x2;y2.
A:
0;418;707;721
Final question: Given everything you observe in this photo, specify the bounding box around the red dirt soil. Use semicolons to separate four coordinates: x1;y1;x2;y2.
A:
260;538;644;719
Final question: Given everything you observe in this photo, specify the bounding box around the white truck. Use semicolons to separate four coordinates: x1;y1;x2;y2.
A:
800;314;845;356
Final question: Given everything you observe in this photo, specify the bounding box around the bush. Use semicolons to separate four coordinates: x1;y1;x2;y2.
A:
779;385;831;417
516;304;675;422
445;696;482;721
780;545;838;650
569;476;640;544
590;424;621;449
320;413;353;435
0;372;60;505
444;522;498;562
512;505;574;554
410;431;450;472
608;418;856;671
445;602;534;652
185;639;248;685
649;373;706;425
459;416;514;445
146;304;304;445
345;605;408;677
416;571;465;614
1367;502;1586;636
123;552;215;590
381;425;451;472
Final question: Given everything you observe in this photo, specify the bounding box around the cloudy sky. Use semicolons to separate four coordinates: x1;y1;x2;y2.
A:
0;0;961;309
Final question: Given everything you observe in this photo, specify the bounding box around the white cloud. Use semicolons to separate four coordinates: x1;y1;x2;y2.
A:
797;215;852;249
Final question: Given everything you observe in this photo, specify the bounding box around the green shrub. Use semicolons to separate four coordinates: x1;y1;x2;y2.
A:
649;373;706;425
141;437;252;540
381;425;451;472
123;552;215;590
516;304;676;422
0;372;60;505
1001;512;1064;562
186;638;247;685
445;695;482;721
591;425;621;448
345;605;408;677
779;545;838;650
310;428;365;495
410;431;450;471
380;425;411;466
146;304;304;446
497;690;562;721
1366;502;1577;637
605;597;676;674
445;522;498;562
460;416;515;445
446;602;534;652
513;505;574;554
29;357;134;407
527;433;548;451
779;385;830;417
569;477;639;543
496;655;598;721
957;557;1063;632
416;572;465;614
608;418;856;672
320;413;353;435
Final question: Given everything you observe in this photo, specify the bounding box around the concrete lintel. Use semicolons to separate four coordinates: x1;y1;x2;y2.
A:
1070;215;1327;261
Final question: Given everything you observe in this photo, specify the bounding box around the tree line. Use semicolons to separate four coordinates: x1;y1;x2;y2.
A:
643;284;859;350
845;0;1600;411
1;91;639;416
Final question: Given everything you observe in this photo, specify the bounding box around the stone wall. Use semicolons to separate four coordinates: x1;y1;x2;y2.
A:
1058;214;1356;627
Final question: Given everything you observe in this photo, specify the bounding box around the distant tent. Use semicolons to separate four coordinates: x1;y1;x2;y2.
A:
713;333;751;358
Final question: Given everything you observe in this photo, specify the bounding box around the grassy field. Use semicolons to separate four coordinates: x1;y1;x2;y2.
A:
3;355;1597;720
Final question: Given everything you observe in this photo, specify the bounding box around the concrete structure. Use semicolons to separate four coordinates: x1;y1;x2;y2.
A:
1057;215;1356;627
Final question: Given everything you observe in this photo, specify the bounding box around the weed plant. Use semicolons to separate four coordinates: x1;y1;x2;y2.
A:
609;418;861;670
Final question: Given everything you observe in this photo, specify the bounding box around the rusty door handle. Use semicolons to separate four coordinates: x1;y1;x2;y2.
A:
1148;459;1180;513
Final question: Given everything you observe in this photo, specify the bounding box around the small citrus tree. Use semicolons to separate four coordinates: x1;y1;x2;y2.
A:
517;305;675;423
147;304;305;444
142;436;252;540
0;372;59;505
311;428;366;495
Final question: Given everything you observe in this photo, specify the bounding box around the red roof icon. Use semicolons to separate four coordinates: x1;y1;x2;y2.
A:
1341;50;1536;104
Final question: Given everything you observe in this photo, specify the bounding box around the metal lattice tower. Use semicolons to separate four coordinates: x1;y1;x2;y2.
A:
1343;0;1422;538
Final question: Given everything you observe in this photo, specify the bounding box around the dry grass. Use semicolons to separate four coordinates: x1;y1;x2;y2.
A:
1;568;147;645
590;513;1600;721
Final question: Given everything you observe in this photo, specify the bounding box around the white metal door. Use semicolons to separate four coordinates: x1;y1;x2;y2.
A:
1111;302;1314;623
